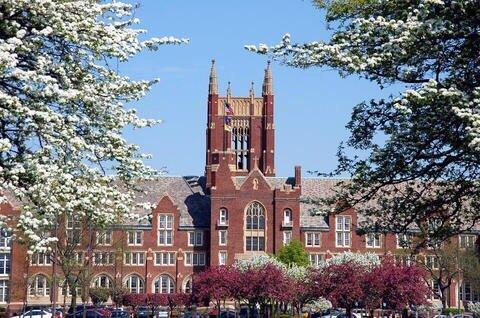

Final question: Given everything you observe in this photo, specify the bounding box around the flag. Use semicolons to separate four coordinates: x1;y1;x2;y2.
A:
224;102;234;131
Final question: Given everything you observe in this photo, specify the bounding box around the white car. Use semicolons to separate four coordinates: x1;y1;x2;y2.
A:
12;310;53;318
157;310;169;318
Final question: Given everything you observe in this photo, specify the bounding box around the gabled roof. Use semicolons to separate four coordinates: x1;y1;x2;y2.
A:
232;176;295;190
232;176;339;229
131;176;210;228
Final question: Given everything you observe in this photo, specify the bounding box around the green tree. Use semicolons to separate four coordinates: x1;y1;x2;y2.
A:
461;247;480;298
89;288;111;306
247;0;480;243
276;239;310;267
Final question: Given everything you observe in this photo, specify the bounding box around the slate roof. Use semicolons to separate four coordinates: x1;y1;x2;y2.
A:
4;175;477;232
134;175;337;230
1;176;211;229
130;176;210;228
299;178;342;229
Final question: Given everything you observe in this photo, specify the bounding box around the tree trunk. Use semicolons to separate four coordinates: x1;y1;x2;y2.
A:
346;307;352;318
441;288;449;310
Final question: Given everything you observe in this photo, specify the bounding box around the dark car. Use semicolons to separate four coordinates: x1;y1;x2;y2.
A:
109;310;129;318
136;307;151;318
239;308;258;318
67;309;110;318
220;311;236;318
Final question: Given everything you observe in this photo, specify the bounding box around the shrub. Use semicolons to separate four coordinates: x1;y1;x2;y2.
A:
443;308;464;315
111;287;129;307
89;288;111;305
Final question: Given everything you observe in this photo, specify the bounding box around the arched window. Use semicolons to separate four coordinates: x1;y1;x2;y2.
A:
219;208;228;225
183;276;192;294
124;274;144;294
245;202;266;251
232;126;249;170
93;274;113;288
246;202;265;230
153;275;175;294
29;275;49;296
283;209;292;226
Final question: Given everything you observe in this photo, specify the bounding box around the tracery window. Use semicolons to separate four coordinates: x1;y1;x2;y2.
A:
246;202;265;230
232;126;249;170
245;201;266;251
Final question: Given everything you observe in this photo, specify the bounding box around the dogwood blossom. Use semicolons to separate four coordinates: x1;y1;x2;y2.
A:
0;0;187;252
246;0;480;241
468;302;480;316
325;251;380;269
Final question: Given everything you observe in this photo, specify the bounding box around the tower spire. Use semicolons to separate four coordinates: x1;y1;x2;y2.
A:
262;60;273;96
227;81;232;101
209;59;218;95
249;81;255;97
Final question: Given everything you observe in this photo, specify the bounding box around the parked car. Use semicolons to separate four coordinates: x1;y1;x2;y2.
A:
136;307;150;318
321;309;344;318
108;310;129;318
220;310;236;318
13;310;53;318
157;310;169;318
66;309;110;318
337;313;363;318
182;311;201;318
239;307;259;318
453;315;474;318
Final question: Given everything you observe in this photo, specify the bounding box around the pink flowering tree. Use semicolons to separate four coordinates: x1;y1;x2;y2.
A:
165;293;189;316
124;293;148;317
363;257;430;312
147;293;168;317
312;261;367;318
193;265;240;317
236;263;291;317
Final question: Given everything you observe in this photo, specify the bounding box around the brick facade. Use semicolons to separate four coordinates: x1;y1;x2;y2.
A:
0;61;479;313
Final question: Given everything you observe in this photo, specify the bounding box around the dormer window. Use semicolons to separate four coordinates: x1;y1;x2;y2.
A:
219;208;228;225
158;214;174;246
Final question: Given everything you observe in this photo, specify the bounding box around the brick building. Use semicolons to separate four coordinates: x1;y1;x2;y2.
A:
0;61;479;313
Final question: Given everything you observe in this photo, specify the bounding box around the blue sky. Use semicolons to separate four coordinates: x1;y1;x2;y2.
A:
122;0;396;177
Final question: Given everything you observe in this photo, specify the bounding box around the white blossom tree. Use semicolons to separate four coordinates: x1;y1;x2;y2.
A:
325;251;380;269
468;302;480;316
246;0;480;242
0;0;186;249
0;0;187;307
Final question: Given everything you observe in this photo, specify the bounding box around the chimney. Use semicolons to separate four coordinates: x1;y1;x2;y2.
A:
294;166;301;188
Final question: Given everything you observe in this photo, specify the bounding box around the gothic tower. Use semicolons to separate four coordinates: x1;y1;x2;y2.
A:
205;60;275;190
